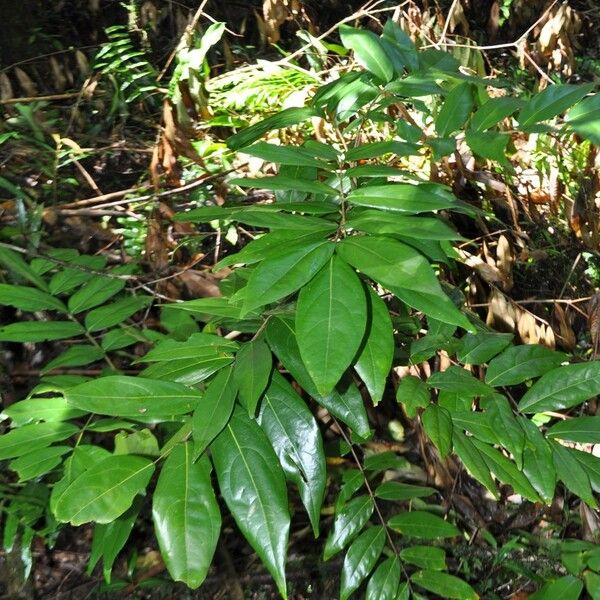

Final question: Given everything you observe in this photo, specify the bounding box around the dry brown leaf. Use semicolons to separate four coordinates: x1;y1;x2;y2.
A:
588;294;600;359
0;72;14;101
517;311;538;344
14;67;37;96
552;303;576;351
580;503;600;543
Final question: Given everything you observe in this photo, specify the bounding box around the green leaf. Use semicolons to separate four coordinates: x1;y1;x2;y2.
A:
68;276;126;314
230;175;336;196
2;396;86;426
551;442;597;508
65;376;200;417
324;494;374;560
422;404;453;458
234;339;272;416
471;96;522;130
85;296;152;332
41;345;104;374
239;141;330;168
345;140;419;161
428;366;494;397
520;417;556;504
0;283;66;312
566;93;600;145
192;365;237;458
452;430;498;497
411;570;478;599
347;183;457;214
0;320;84;342
9;445;71;481
101;327;144;351
0;246;49;290
355;286;394;405
88;497;142;582
518;361;600;413
471;438;541;502
466;129;510;163
337;236;471;330
396;375;430;417
571;448;600;493
340;526;386;600
365;555;400;600
436;82;474;137
258;371;326;537
339;25;394;82
547;417;600;443
388;511;459;539
48;254;106;295
266;316;370;436
400;546;446;570
153;444;221;589
241;240;334;314
518;83;594;129
114;429;160;456
458;332;513;365
529;575;583;600
486;395;525;469
452;411;497;443
227;106;322;150
296;256;367;395
485;344;566;386
0;422;78;460
53;455;154;525
374;481;437;501
159;296;251;320
212;408;290;598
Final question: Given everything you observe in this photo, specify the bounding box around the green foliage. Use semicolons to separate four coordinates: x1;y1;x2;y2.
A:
2;18;600;599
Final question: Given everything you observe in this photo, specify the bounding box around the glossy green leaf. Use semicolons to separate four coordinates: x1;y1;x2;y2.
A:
153;444;221;589
240;141;330;168
212;408;290;598
48;254;106;295
0;421;78;460
296;256;367;395
339;24;393;82
466;129;509;163
101;327;144;351
566;93;600;145
529;575;583;600
324;494;374;560
193;365;237;458
68;276;126;314
2;396;86;426
400;546;446;570
364;451;408;472
374;481;436;501
346;183;457;214
53;455;154;525
345;140;419;161
486;395;525;469
0;320;84;342
547;417;600;443
41;345;104;374
336;469;364;509
9;445;71;481
159;296;252;320
234;338;272;416
266;316;370;436
365;555;400;600
428;366;494;397
485;344;566;386
337;236;471;330
114;428;160;456
227;106;322;150
452;430;498;497
0;246;48;290
436;82;474;137
518;361;600;413
85;296;152;332
65;375;200;417
457;332;513;365
241;240;334;314
388;511;459;539
422;404;453;458
355;286;394;405
551;442;597;508
411;570;478;599
518;83;594;128
452;411;498;443
340;526;386;600
471;438;541;502
0;283;65;312
258;371;326;537
471;96;522;130
520;417;556;504
230;175;336;196
570;448;600;493
396;375;430;418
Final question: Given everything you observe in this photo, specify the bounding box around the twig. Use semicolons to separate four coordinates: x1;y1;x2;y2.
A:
438;0;461;48
0;91;83;105
559;253;582;299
